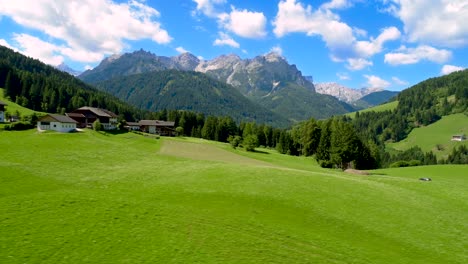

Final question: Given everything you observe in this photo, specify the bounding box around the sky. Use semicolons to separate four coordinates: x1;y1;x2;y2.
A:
0;0;467;91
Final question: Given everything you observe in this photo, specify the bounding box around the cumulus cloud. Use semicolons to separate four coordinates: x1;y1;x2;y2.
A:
392;77;409;86
364;75;391;89
273;0;400;70
346;58;372;71
0;0;172;64
321;0;353;10
213;32;240;48
13;33;64;65
441;64;465;75
193;0;226;17
176;46;189;54
273;0;355;55
384;45;452;65
383;0;468;47
219;7;267;39
354;27;401;58
270;45;283;55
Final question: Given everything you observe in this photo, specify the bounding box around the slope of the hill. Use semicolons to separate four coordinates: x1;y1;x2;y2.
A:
387;113;468;158
354;90;399;109
352;69;468;142
79;50;354;121
1;130;467;263
0;46;144;120
95;70;290;126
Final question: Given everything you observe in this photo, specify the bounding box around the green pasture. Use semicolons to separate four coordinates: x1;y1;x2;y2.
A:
0;130;467;263
346;100;398;118
0;88;44;118
388;113;468;158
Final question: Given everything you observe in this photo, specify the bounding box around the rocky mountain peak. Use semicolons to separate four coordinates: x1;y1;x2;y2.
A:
173;52;200;71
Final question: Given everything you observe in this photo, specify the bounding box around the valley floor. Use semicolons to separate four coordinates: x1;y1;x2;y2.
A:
0;130;467;263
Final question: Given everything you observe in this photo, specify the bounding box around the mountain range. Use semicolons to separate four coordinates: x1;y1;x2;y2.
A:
79;50;354;121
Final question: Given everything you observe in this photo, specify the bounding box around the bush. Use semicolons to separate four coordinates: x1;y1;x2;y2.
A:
228;135;242;149
389;161;410;168
93;120;103;131
243;135;258;152
319;160;334;168
408;160;422;166
4;122;35;131
175;126;184;136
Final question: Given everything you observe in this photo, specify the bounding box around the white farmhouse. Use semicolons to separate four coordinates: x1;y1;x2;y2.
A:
37;114;78;133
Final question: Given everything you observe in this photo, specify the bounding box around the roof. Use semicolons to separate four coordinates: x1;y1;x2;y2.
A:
139;120;175;127
66;112;85;118
39;114;78;123
0;100;7;106
126;122;140;126
76;106;118;118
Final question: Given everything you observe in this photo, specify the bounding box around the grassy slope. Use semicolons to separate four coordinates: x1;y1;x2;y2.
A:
346;100;398;118
387;113;468;158
0;88;44;117
0;130;467;263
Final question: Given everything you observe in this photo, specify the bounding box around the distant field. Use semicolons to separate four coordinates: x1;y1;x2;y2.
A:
1;130;467;263
388;113;468;158
347;100;398;118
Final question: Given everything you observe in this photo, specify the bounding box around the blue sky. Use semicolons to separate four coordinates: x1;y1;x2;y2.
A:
0;0;466;91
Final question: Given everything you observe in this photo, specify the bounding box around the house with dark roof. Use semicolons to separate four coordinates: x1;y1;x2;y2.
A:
132;120;175;136
451;134;466;141
37;114;78;132
67;106;118;130
0;100;7;123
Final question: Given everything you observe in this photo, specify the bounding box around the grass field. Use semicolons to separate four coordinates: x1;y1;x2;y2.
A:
0;88;44;117
1;130;467;263
388;113;468;158
346;100;398;118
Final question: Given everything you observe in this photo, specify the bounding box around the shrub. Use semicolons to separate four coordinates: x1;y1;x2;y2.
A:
243;135;259;152
389;161;410;168
4;122;35;131
93;120;103;131
228;135;242;149
175;126;184;136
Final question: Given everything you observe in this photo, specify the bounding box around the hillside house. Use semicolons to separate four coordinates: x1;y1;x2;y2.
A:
134;120;175;136
0;100;6;122
451;134;466;141
37;114;78;132
67;106;118;130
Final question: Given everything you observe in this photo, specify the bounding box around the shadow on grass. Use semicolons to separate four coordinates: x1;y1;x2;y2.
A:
251;149;270;155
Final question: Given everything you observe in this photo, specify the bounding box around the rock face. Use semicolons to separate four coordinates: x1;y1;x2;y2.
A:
79;50;355;121
314;82;383;103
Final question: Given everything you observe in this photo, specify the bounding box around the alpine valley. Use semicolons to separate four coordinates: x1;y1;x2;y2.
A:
79;50;357;122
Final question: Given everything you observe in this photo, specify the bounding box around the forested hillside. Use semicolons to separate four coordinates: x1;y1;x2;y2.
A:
95;70;290;127
353;70;468;142
0;46;144;120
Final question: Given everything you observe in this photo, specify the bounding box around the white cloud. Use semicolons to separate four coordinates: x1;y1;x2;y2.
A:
0;0;172;63
176;46;189;54
321;0;353;10
84;65;94;70
384;0;468;47
337;72;351;80
219;7;267;39
273;0;355;56
364;74;391;89
384;45;452;65
270;45;283;55
354;27;401;58
197;55;205;60
0;39;15;50
441;64;465;75
13;33;64;65
392;76;409;86
213;32;240;48
193;0;226;17
346;58;372;70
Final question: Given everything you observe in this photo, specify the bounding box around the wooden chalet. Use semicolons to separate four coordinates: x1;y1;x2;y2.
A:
0;100;7;123
67;106;118;130
37;114;78;133
127;120;175;136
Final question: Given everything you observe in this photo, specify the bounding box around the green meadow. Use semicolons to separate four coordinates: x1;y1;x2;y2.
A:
388;113;468;158
1;130;467;263
346;100;398;118
0;88;44;117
